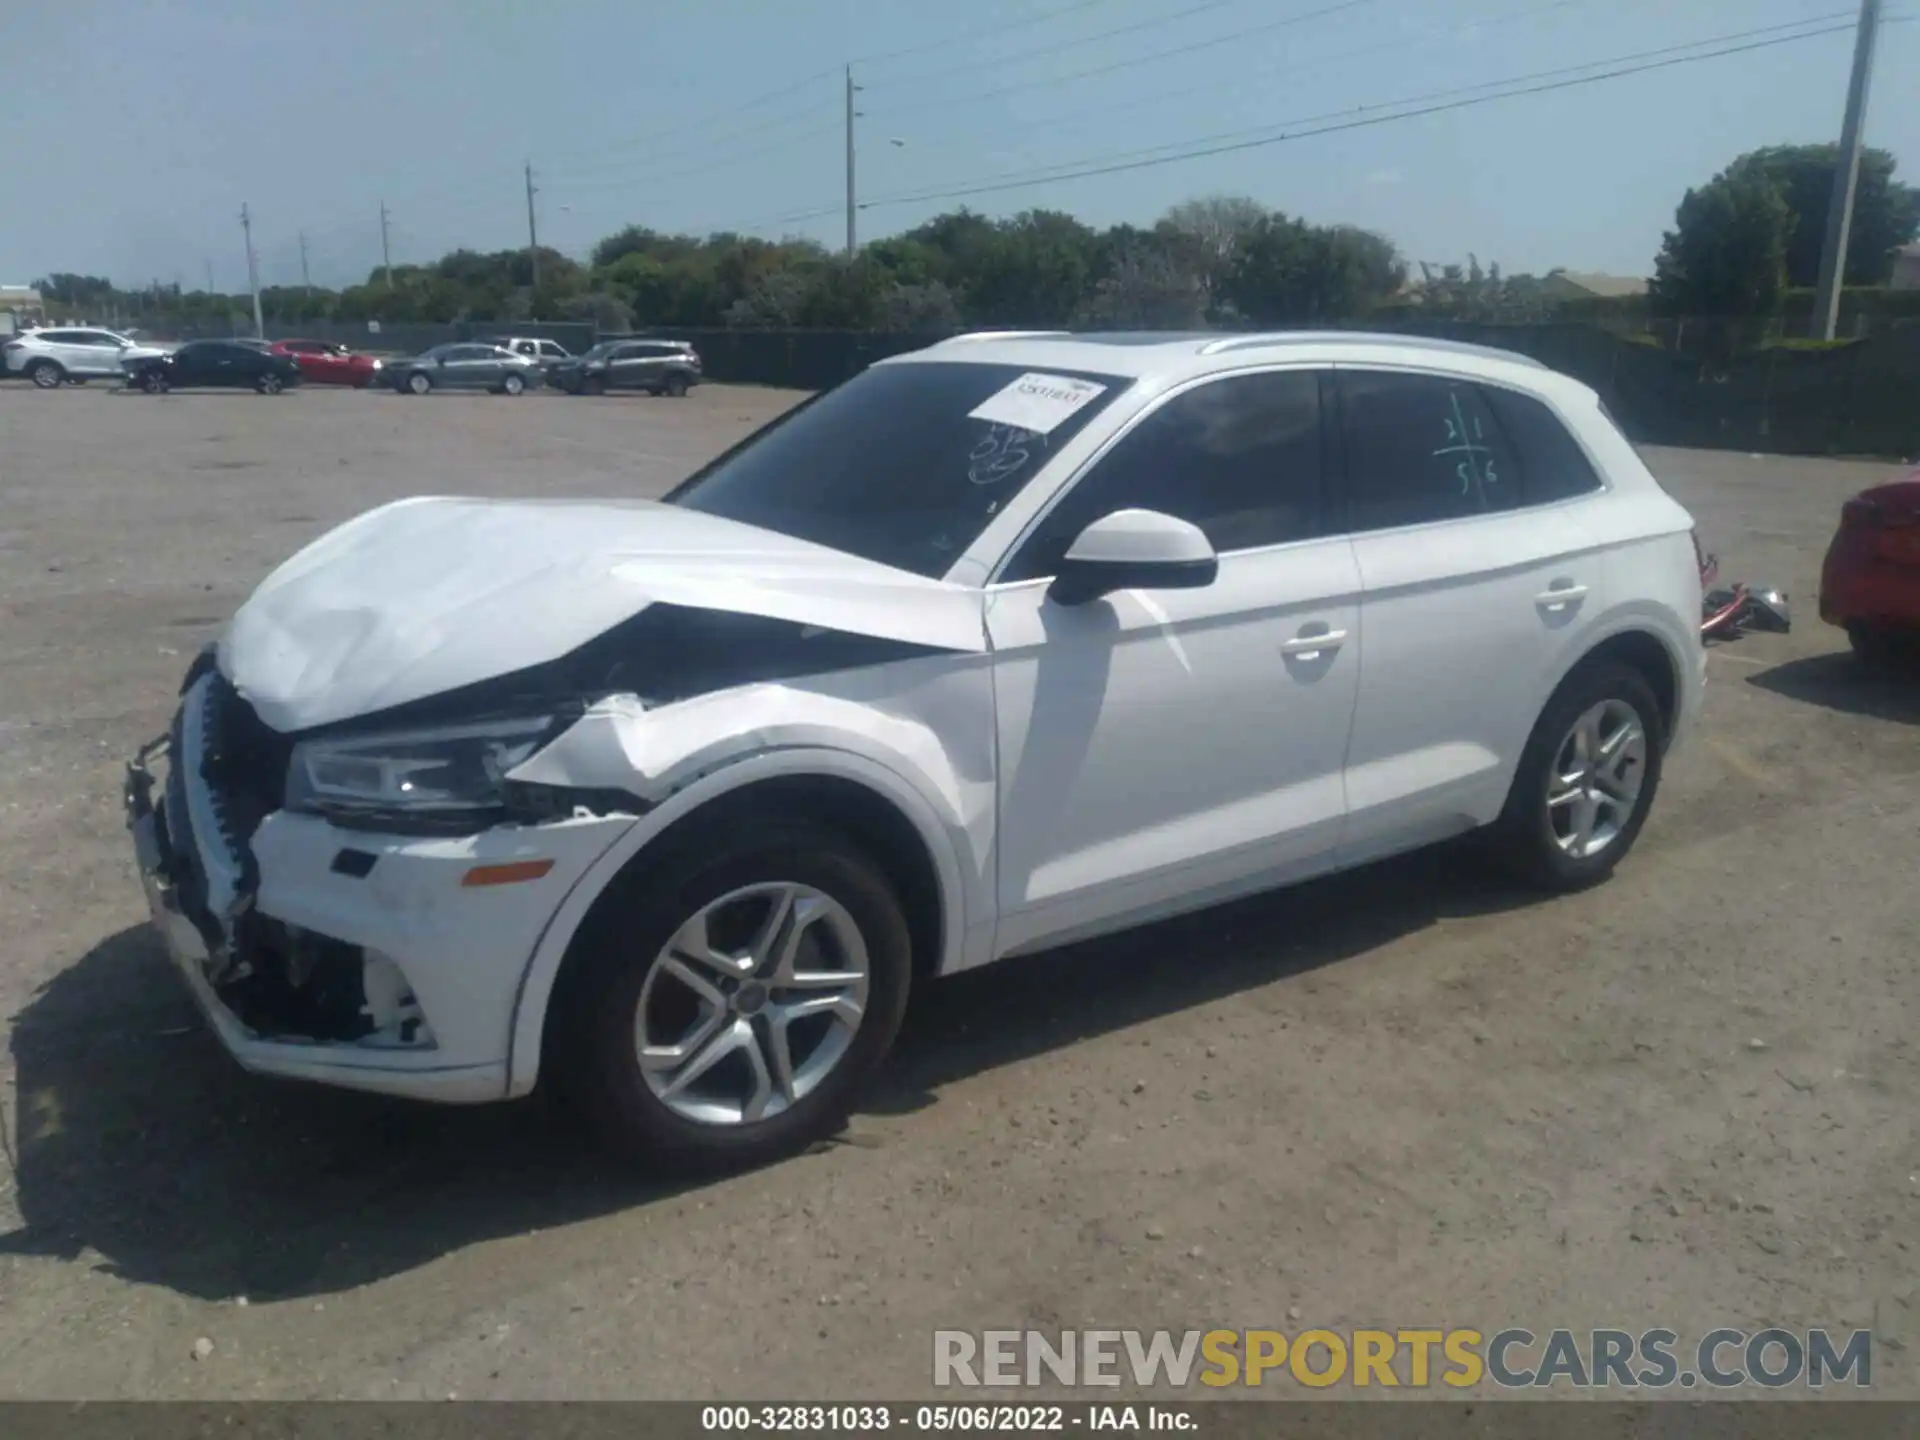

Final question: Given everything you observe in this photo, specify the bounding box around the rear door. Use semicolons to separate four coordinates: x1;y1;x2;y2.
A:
441;345;494;387
608;342;655;389
38;330;91;372
1334;366;1610;863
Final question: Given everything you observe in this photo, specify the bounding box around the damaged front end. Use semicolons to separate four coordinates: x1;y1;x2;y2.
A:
126;664;438;1051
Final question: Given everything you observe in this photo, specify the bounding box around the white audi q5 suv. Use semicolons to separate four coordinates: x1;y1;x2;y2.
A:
126;330;1705;1168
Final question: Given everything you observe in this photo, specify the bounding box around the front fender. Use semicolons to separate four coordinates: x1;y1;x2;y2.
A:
502;677;995;1098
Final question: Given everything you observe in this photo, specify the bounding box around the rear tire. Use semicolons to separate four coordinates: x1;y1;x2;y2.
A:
1490;662;1665;892
502;372;525;396
554;815;913;1172
256;371;284;395
27;359;62;389
1849;622;1915;671
663;372;689;398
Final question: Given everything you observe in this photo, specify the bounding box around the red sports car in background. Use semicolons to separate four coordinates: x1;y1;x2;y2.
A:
269;339;384;387
1820;467;1920;667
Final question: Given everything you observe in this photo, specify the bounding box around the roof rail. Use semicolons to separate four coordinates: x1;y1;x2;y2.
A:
1199;330;1546;368
937;329;1072;344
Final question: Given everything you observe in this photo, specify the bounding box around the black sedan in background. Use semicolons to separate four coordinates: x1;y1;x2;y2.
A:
124;339;301;394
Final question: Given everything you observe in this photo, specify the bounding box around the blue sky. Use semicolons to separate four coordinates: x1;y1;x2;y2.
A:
2;0;1914;291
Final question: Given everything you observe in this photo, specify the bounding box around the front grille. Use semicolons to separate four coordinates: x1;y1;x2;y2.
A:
202;674;292;866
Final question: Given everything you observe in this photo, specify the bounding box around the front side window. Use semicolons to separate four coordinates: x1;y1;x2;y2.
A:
1002;369;1327;583
666;360;1132;579
1340;370;1521;532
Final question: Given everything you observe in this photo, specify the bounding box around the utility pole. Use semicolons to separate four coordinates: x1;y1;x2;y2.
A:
299;231;312;296
1810;0;1881;340
204;258;215;295
524;161;541;292
380;200;394;289
844;67;861;256
240;203;264;338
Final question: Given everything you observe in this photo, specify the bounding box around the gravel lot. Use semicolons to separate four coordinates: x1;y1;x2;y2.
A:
0;382;1916;1399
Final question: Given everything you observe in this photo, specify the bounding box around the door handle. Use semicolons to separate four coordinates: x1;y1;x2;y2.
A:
1534;583;1589;609
1281;628;1347;659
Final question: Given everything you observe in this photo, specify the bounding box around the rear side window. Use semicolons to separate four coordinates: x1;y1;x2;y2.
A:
1341;370;1520;531
1005;369;1326;580
1482;385;1605;503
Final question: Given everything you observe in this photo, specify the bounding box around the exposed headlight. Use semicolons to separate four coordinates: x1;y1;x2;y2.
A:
371;358;384;369
285;715;563;826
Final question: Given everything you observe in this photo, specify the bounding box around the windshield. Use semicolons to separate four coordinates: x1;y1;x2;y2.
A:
581;342;619;360
664;360;1131;578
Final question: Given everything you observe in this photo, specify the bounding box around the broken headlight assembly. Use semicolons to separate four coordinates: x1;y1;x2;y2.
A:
284;715;564;830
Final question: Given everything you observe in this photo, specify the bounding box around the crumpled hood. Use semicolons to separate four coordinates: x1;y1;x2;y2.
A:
220;496;986;732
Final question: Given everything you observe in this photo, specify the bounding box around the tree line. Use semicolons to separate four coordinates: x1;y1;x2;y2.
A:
33;144;1918;338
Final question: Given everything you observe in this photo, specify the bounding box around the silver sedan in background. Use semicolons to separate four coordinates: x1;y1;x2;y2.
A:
387;342;541;395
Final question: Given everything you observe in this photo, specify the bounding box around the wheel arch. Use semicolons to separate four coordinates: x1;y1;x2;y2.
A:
506;749;967;1098
1554;623;1687;748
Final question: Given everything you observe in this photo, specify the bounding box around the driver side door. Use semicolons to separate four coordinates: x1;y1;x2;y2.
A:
984;367;1363;957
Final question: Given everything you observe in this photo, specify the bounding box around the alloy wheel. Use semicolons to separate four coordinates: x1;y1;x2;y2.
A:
1545;698;1648;859
636;881;869;1127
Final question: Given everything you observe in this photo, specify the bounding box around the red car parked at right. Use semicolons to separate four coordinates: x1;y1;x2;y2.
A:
270;339;384;388
1820;467;1920;667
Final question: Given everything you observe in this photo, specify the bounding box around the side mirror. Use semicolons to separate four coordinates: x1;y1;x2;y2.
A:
1046;509;1219;608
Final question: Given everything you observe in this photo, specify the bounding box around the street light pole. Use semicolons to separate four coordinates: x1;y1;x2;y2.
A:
1810;0;1881;341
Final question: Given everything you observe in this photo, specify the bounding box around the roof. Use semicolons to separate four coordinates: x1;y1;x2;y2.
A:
1544;270;1649;299
883;328;1557;389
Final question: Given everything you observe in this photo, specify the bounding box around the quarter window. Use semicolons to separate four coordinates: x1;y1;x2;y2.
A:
1480;384;1605;504
1003;369;1326;582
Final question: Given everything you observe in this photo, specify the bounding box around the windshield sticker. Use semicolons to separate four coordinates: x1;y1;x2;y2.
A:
967;372;1107;436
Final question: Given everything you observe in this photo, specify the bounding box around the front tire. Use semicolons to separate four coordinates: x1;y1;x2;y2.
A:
555;817;913;1171
140;370;168;395
1490;662;1665;892
27;360;63;389
407;371;431;396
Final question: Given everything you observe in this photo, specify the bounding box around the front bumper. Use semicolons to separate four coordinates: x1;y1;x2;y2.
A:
124;677;636;1103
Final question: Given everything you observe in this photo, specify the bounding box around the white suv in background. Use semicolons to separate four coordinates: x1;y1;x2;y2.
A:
124;330;1705;1170
4;326;168;387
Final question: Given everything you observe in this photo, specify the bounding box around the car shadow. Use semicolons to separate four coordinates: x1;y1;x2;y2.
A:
1;844;1532;1302
1746;650;1920;724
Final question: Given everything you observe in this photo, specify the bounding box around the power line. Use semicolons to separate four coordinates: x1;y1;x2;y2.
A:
849;0;1113;67
865;0;1588;157
861;0;1258;91
855;14;1864;212
721;13;1860;233
863;0;1556;121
